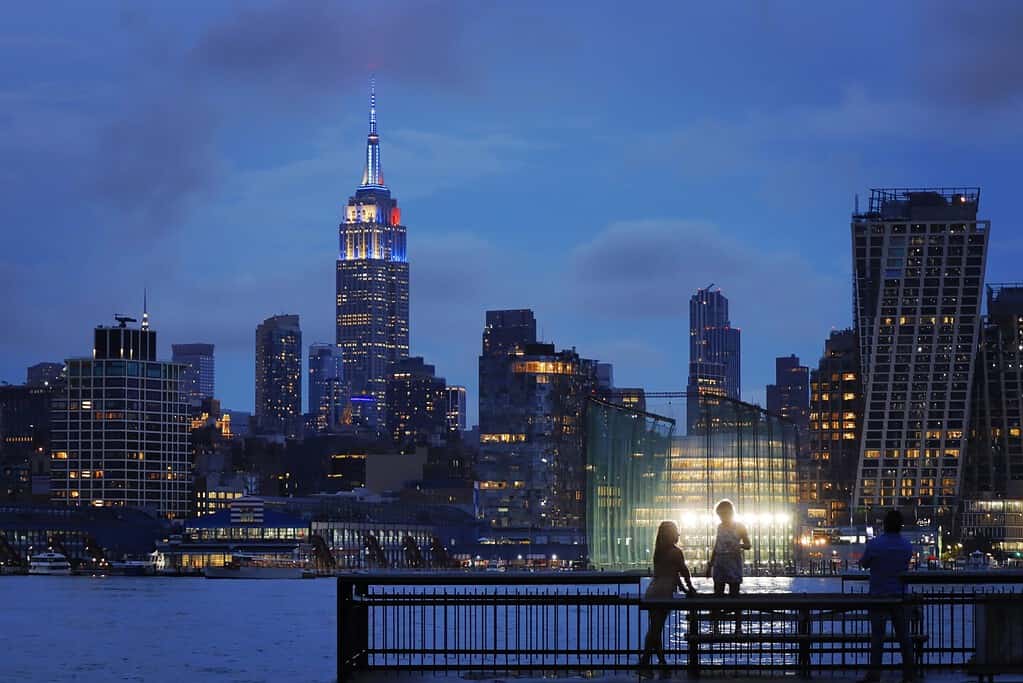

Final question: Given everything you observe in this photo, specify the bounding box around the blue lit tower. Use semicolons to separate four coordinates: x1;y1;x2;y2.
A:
336;82;410;429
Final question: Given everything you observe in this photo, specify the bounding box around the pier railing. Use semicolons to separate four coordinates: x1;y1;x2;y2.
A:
337;572;1023;682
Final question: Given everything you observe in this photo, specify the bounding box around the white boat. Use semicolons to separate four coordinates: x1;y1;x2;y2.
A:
29;551;71;576
204;553;306;580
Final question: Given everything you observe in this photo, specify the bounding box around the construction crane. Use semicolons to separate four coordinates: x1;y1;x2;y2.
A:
113;314;137;328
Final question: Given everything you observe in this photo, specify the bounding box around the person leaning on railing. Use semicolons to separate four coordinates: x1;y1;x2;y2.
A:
858;509;916;683
639;520;696;671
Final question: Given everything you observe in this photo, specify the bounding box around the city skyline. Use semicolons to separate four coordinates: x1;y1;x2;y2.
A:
4;4;1023;425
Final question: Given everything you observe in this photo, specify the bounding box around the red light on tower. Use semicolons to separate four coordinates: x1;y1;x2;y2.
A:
391;207;401;225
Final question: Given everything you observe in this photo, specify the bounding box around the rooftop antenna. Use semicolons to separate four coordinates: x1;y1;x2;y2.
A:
854;193;860;214
141;288;150;330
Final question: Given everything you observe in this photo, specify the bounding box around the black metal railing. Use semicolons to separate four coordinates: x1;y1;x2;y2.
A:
338;572;1023;682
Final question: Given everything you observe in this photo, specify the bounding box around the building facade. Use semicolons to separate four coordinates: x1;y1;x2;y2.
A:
26;362;64;388
687;287;741;434
966;284;1023;499
587;396;798;570
171;343;215;405
308;343;345;433
1;383;57;502
445;386;467;434
478;310;598;532
852;188;989;521
50;318;190;518
805;329;863;527
767;355;809;433
385;357;447;448
336;84;409;429
254;315;302;434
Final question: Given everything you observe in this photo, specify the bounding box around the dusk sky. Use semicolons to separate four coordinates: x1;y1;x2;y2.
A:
3;2;1023;424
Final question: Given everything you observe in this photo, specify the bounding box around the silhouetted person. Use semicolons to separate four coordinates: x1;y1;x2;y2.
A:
706;499;751;632
640;521;695;670
858;509;915;683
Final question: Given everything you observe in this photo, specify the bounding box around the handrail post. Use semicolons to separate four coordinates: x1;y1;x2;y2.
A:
687;606;701;678
798;606;811;679
338;575;368;683
337;575;352;683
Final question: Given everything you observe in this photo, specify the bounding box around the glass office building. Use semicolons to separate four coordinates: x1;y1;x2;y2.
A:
587;395;798;570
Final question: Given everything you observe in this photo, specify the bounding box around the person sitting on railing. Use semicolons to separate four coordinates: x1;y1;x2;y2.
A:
706;499;751;632
640;520;696;670
858;509;915;683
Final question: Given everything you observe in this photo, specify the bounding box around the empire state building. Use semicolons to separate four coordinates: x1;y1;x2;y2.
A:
336;83;409;427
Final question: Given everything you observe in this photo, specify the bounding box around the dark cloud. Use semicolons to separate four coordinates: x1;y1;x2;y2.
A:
192;0;473;94
569;219;847;341
88;93;219;231
915;4;1023;107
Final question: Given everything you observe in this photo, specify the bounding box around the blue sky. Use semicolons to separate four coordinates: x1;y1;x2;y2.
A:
3;2;1023;424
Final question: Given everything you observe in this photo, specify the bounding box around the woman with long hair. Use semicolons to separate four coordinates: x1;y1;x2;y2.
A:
639;520;696;669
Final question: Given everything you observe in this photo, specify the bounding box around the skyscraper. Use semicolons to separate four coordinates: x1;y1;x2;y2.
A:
172;343;215;404
336;82;409;429
478;310;598;532
806;330;863;527
852;188;989;521
50;316;190;518
687;286;741;434
966;284;1023;499
386;357;447;448
767;354;809;433
308;343;344;432
483;309;537;355
445;386;467;434
255;315;302;434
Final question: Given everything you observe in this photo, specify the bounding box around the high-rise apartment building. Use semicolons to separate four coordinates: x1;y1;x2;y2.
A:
26;362;65;388
767;355;810;433
852;188;988;520
50;316;190;518
1;383;58;502
386;357;447;448
478;310;598;532
687;287;741;434
445;386;467;434
255;315;302;434
336;83;409;429
308;343;345;432
172;343;215;405
482;309;536;355
966;284;1023;499
806;330;863;527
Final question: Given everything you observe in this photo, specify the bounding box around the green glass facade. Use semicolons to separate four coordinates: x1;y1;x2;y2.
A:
586;396;799;571
586;399;674;569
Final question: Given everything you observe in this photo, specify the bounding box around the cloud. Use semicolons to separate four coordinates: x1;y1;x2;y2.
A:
568;219;847;341
88;93;219;231
192;0;473;95
914;3;1023;108
389;129;541;198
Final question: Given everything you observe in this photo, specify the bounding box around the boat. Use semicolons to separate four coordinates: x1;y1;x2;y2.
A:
105;560;156;576
204;553;306;579
28;551;72;576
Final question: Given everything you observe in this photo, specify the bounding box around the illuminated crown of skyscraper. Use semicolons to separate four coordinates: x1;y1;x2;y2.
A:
360;79;386;189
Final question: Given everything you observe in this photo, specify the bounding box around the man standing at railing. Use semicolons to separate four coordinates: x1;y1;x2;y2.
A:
858;509;915;683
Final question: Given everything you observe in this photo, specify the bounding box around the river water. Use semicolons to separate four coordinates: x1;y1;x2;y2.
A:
5;576;870;682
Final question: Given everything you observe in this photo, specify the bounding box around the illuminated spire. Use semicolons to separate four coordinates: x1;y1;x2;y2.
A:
360;78;386;188
141;288;150;330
